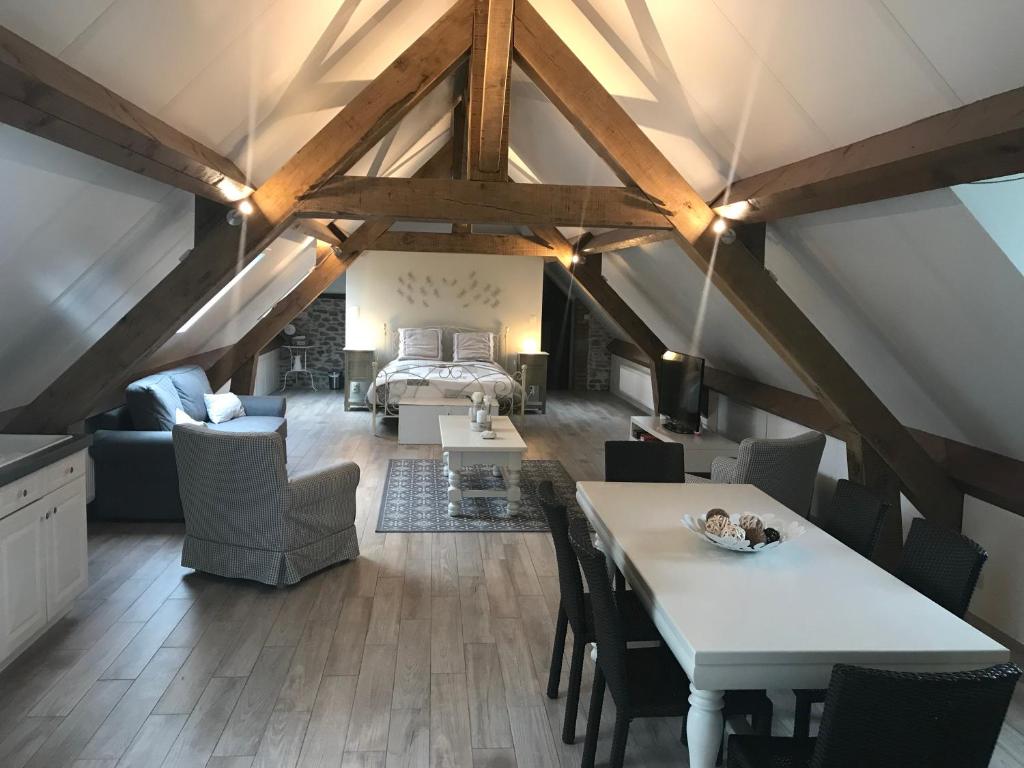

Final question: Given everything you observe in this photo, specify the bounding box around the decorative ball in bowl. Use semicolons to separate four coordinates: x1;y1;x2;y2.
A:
680;508;805;553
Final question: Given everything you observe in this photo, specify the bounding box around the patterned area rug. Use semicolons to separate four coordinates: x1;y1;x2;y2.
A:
376;458;578;532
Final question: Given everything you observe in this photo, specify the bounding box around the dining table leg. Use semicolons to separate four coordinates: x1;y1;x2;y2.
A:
686;684;724;768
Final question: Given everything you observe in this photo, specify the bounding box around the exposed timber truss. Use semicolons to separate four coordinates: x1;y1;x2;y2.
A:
13;0;1024;529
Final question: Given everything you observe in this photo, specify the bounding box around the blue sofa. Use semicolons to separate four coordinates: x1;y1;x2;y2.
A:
87;365;287;521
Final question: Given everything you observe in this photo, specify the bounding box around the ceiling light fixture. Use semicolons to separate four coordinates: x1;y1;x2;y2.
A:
226;199;256;226
711;218;728;235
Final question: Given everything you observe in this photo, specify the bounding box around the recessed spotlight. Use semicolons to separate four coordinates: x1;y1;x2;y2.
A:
711;218;728;235
238;199;255;216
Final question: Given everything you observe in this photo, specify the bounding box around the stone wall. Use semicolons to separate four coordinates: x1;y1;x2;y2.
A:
570;303;613;392
586;315;613;391
279;294;345;388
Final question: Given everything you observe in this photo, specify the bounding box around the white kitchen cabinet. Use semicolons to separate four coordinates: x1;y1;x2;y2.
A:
0;446;88;669
46;478;88;617
0;496;48;658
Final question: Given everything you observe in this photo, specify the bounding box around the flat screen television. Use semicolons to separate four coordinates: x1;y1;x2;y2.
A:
656;352;705;434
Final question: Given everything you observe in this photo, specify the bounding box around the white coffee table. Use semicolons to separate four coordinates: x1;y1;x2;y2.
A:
439;415;527;518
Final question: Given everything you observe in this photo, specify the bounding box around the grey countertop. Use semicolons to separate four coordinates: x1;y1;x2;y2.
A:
0;434;92;487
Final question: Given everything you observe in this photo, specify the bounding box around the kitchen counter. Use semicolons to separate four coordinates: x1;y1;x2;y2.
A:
0;434;92;487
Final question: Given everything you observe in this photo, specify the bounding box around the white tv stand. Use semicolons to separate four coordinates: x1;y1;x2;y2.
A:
629;416;739;475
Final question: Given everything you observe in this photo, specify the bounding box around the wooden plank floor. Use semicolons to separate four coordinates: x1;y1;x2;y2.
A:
2;391;1023;768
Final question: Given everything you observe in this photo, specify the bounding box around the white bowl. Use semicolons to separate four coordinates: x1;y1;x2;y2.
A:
680;512;805;553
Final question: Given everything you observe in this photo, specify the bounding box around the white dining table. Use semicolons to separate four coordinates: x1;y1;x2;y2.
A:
575;481;1008;768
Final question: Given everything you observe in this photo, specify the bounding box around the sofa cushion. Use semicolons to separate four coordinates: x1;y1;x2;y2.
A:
125;373;185;431
167;366;213;421
207;415;287;439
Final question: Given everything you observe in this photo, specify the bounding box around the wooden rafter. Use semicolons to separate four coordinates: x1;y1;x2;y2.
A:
512;0;964;528
710;85;1024;223
579;228;673;254
297;177;673;229
466;0;514;180
206;142;455;390
368;230;570;258
0;25;252;204
4;1;474;434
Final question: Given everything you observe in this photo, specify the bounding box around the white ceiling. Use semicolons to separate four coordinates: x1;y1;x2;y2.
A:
1;0;1022;461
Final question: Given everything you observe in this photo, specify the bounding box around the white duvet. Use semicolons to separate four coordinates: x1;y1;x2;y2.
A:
366;359;521;406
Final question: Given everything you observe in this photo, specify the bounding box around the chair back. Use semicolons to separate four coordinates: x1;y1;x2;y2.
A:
172;425;289;549
811;662;1020;768
537;481;588;636
568;517;629;707
896;517;987;617
734;431;826;516
819;479;887;558
604;440;685;483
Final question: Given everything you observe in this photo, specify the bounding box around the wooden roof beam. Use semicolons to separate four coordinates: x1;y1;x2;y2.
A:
206;141;455;390
466;0;514;180
369;230;570;258
710;85;1024;223
5;0;473;433
297;177;673;229
578;228;673;254
512;0;964;528
0;24;252;204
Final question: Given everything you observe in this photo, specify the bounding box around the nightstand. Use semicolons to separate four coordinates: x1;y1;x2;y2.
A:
517;352;548;413
344;348;375;411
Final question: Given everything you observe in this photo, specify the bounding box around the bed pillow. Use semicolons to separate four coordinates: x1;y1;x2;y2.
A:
453;331;494;362
203;393;246;424
398;327;442;360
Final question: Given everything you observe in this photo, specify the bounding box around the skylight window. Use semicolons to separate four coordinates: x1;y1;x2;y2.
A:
176;253;265;334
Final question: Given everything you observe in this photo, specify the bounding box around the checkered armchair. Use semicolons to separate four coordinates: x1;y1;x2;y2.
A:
710;431;826;516
172;424;360;587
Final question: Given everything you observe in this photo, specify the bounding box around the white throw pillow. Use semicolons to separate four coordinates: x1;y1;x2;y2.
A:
453;332;494;362
203;393;246;424
174;408;205;426
398;327;442;360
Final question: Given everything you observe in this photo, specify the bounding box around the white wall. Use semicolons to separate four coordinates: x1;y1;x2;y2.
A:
0;126;193;414
253;349;281;396
345;250;544;360
151;234;317;367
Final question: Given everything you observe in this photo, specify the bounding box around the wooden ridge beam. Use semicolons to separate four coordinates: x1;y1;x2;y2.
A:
5;1;473;433
369;230;571;258
0;25;252;204
512;0;964;528
709;85;1024;223
466;0;514;180
297;177;673;229
579;228;673;254
207;141;455;390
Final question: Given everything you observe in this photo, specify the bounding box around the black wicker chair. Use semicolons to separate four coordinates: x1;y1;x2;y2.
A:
816;479;888;559
568;516;773;768
896;516;987;617
538;481;660;744
792;480;889;736
729;662;1021;768
605;440;685;483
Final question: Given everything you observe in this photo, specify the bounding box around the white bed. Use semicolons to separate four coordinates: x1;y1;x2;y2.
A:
366;325;525;422
367;358;522;405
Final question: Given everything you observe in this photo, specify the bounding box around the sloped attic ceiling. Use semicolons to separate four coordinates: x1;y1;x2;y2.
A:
0;0;1022;463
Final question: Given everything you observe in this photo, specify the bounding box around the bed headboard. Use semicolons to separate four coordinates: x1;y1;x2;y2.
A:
382;323;511;369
